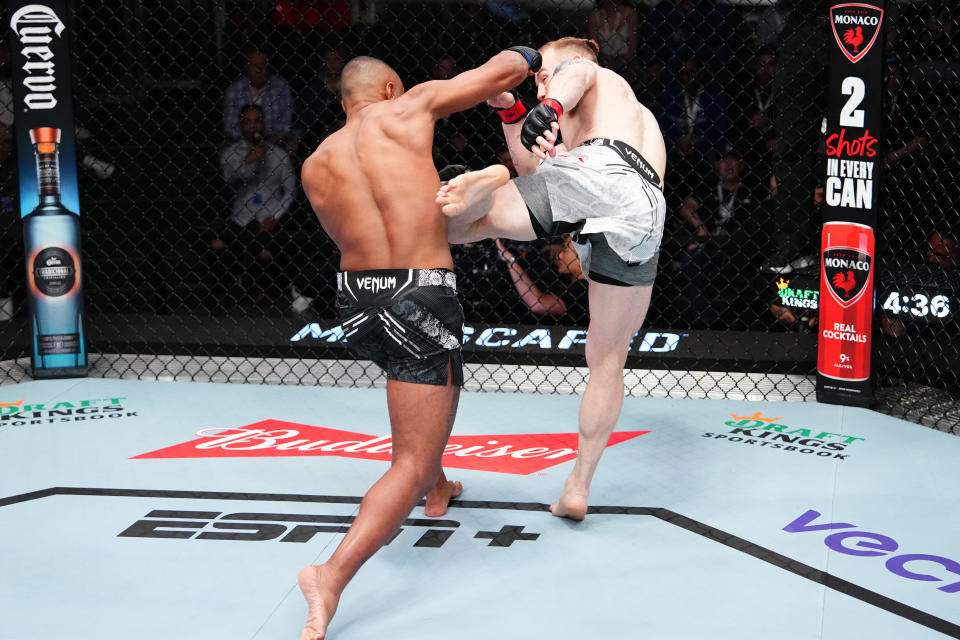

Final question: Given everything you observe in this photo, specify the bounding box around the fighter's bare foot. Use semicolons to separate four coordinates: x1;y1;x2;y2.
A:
298;565;340;640
436;164;509;219
550;486;589;521
424;480;462;517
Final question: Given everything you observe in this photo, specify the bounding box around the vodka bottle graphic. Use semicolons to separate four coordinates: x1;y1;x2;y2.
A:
22;127;86;370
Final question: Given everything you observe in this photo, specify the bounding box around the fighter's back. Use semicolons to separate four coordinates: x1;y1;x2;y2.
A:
302;99;453;271
303;51;532;272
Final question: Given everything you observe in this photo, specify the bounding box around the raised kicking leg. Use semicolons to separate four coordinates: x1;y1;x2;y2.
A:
551;281;653;520
437;164;509;221
299;366;460;640
436;165;537;244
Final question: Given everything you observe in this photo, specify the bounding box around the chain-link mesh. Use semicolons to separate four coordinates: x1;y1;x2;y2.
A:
0;1;957;428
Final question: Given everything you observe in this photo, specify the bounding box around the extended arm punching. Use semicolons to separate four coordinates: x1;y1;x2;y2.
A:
408;48;540;121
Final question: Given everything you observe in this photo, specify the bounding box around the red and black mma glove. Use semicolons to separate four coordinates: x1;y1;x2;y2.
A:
520;99;564;152
494;91;527;124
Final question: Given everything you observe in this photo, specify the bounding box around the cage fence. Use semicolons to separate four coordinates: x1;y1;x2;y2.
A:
0;0;958;432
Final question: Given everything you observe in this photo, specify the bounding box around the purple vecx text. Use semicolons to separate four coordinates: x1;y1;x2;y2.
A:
784;509;960;594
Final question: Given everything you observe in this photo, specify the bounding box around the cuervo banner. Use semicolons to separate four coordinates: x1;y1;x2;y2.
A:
7;1;87;377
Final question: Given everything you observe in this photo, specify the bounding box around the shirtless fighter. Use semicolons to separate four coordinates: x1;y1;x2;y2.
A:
297;49;537;639
437;37;667;521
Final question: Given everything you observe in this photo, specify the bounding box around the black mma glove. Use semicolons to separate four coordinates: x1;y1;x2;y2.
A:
494;90;527;124
505;46;542;73
520;99;564;152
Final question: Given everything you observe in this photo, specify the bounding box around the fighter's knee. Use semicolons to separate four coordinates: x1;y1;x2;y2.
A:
585;344;628;375
392;456;441;492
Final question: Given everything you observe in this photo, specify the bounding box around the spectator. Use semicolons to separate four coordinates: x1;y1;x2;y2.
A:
733;47;776;140
754;0;793;49
0;43;12;128
675;149;765;328
641;0;734;72
430;54;484;169
927;230;960;271
658;55;729;162
881;56;933;260
633;58;667;107
0;124;19;321
769;272;820;333
430;54;459;82
926;229;960;270
761;0;829;273
494;237;590;326
736;106;778;190
880;228;960;338
223;48;295;152
296;46;346;155
211;104;297;308
767;186;824;333
588;0;640;77
899;1;959;63
732;48;778;184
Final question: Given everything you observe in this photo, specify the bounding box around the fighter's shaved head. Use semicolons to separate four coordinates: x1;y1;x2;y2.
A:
340;56;403;106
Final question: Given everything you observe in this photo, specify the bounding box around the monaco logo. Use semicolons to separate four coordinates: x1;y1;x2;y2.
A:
134;420;649;475
830;3;884;64
823;247;872;307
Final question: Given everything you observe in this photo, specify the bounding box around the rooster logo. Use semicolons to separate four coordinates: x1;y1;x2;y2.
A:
831;271;857;298
831;5;884;63
824;247;871;307
842;27;864;53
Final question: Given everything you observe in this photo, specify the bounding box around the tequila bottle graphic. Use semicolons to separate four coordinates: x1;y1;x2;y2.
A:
22;127;86;370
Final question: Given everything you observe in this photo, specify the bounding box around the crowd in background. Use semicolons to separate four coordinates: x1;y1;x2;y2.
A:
1;0;958;335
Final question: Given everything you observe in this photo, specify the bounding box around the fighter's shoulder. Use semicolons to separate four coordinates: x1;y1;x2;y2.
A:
397;81;444;111
302;143;333;182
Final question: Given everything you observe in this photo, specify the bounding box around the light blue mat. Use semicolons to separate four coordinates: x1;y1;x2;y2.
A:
1;378;958;639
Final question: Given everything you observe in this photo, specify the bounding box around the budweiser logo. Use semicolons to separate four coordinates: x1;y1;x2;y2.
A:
134;420;649;475
10;4;66;110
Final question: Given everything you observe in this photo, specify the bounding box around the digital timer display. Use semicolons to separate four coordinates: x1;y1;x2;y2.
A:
880;290;951;319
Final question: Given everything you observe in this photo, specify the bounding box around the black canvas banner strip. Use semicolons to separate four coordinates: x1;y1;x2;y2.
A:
817;1;887;407
823;0;886;227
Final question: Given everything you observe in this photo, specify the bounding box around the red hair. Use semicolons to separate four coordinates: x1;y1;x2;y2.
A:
539;37;600;63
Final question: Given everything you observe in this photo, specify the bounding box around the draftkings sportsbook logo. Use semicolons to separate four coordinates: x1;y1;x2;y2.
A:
134;420;649;475
776;278;819;311
0;396;136;425
830;3;884;64
702;412;864;460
